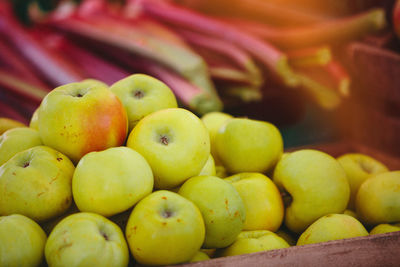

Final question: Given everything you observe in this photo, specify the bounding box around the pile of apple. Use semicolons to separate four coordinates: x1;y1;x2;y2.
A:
1;74;400;267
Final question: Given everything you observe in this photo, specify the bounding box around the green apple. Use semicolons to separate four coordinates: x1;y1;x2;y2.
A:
225;172;284;231
297;214;368;246
199;154;216;176
110;74;178;132
201;111;233;165
45;212;129;267
216;118;283;174
0;146;75;222
30;108;39;130
125;190;205;265
0;127;42;166
38;81;128;163
370;223;400;235
178;175;246;248
356;171;400;226
0;117;25;134
337;153;388;209
0;214;47;267
126;108;210;189
80;78;108;88
215;165;228;178
218;230;289;257
190;251;210;262
73;147;154;217
343;209;358;219
273;149;350;233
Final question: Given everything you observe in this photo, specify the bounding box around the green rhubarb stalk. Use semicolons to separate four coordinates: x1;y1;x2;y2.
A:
287;46;332;67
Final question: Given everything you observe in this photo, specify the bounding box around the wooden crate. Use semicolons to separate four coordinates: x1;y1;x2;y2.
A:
173;141;400;267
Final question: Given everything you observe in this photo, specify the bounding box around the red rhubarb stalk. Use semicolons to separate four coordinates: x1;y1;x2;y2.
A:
136;0;298;87
287;46;332;67
0;5;85;86
324;61;351;97
231;8;386;49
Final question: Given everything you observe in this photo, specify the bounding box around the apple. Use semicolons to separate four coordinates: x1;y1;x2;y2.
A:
297;214;368;246
215;164;228;178
190;251;210;262
38;81;128;164
110;74;178;132
125;190;205;265
343;209;358;219
0;117;26;134
0;127;42;166
0;214;47;267
337;153;388;209
40;202;80;235
224;172;284;231
80;78;108;88
201;111;233;165
199;154;216;176
178;175;246;248
370;223;400;235
215;118;283;174
29;108;39;130
73;146;154;217
45;212;129;267
126;108;210;189
0;146;75;222
356;171;400;226
273;149;350;233
217;230;289;257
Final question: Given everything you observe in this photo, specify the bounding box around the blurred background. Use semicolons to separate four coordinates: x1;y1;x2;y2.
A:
1;0;399;156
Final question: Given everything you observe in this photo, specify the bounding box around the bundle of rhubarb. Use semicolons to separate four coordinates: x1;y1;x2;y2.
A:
0;0;388;123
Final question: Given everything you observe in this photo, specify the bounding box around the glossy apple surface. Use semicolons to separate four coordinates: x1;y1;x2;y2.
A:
297;214;368;245
0;146;75;222
273;149;350;233
225;172;284;231
0;127;42;166
178;175;245;248
127;108;210;189
111;74;178;131
216;118;283;174
0;214;47;267
73;147;154;217
125;190;205;265
45;212;129;267
38;81;128;163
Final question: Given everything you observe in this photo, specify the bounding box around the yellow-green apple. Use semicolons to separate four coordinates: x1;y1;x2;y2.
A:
0;127;42;166
73;147;154;217
201;111;233;165
0;146;75;222
275;227;297;246
199;154;216;176
126;108;210;189
215;165;228;178
337;153;388;209
224;172;284;231
0;117;26;135
110;74;178;132
0;117;25;134
29;108;39;130
370;223;400;235
0;214;47;267
201;248;216;258
80;78;108;88
273;149;350;233
218;230;289;257
38;81;128;163
45;212;129;267
125;190;205;265
178;175;245;248
297;214;368;246
190;251;210;262
356;171;400;226
216;118;283;174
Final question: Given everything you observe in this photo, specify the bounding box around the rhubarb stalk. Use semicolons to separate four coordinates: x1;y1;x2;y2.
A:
136;0;299;87
287;46;332;67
